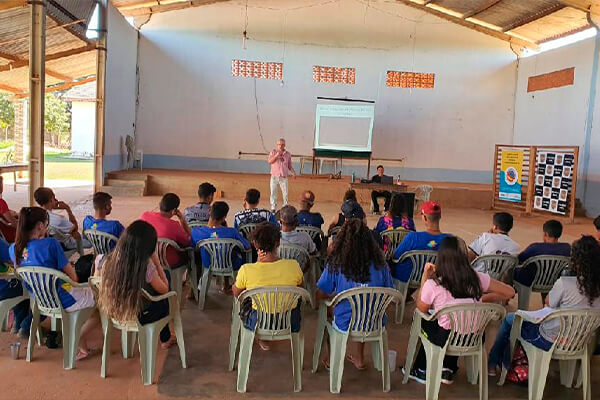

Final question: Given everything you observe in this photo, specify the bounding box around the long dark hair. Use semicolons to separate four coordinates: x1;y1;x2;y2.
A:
432;236;482;300
14;207;48;267
326;218;385;283
389;194;406;218
571;235;600;305
99;220;158;321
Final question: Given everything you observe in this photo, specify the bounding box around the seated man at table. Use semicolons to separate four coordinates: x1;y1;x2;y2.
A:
370;165;392;214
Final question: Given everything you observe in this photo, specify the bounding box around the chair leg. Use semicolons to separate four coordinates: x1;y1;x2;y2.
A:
525;347;552;400
229;303;241;371
291;333;303;392
236;327;256;393
423;342;445;400
122;330;137;359
312;306;327;373
514;282;531;311
402;318;422;384
198;269;211;310
371;341;382;372
100;314;111;378
171;268;184;304
26;305;40;362
380;332;390;392
172;311;187;369
581;355;591;400
559;360;577;388
466;355;479;385
394;281;408;324
480;349;488;400
328;327;349;394
188;263;199;302
138;324;161;385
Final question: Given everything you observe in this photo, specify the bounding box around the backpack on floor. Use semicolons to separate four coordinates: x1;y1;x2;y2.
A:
506;343;528;384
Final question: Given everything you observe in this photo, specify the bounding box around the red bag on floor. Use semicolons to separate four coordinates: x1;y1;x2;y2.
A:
506;343;528;384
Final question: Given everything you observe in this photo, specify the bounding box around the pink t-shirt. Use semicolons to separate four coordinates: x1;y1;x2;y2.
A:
140;211;190;266
269;149;293;177
420;272;491;330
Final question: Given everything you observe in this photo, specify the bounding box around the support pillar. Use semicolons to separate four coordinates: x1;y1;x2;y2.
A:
94;0;108;191
28;0;46;205
13;100;24;163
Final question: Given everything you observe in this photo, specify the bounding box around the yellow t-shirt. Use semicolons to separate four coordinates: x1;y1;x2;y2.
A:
235;259;303;311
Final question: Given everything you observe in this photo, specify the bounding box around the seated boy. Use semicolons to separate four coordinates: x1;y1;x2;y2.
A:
83;192;125;247
140;193;191;268
192;201;250;293
297;190;324;228
34;187;92;252
279;205;317;272
513;219;571;287
392;201;449;282
468;212;520;271
184;182;216;225
0;176;17;242
233;188;278;230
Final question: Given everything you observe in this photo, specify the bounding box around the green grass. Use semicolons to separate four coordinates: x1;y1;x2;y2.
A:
43;151;93;180
0;140;14;150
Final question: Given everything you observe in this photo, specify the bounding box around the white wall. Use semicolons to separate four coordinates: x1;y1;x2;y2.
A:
70;102;95;155
134;0;517;182
104;1;138;173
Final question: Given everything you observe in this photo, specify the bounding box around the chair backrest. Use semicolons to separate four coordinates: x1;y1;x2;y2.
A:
329;226;342;241
415;185;433;201
329;287;401;338
471;254;518;281
433;303;506;354
239;286;311;335
84;229;118;255
277;243;310;269
522;255;571;292
398;250;438;287
196;238;245;275
188;221;207;229
238;223;261;240
296;226;324;242
538;309;600;357
47;225;70;243
17;266;74;316
380;228;410;260
156;238;185;270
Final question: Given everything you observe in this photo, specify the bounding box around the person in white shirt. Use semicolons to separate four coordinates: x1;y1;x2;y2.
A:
468;212;520;271
279;205;316;272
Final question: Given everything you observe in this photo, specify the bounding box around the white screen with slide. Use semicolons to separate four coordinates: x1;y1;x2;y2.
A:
314;103;374;152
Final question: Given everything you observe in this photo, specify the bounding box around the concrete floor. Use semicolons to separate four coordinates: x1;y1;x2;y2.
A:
0;179;598;400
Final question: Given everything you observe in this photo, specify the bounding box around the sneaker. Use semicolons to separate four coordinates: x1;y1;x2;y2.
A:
441;368;455;385
45;331;59;349
402;367;426;384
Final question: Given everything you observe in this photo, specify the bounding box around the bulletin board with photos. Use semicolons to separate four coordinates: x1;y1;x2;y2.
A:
533;150;576;215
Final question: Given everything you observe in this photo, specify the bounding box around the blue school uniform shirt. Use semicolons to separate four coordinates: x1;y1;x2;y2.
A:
0;238;15;294
83;216;125;243
517;242;571;263
297;211;324;228
9;238;75;309
317;263;393;332
191;226;250;270
391;231;450;282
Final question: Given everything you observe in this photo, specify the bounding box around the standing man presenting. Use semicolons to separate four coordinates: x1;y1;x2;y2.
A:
268;138;296;212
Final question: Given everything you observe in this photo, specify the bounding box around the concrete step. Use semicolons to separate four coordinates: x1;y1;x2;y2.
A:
105;178;146;187
100;185;145;197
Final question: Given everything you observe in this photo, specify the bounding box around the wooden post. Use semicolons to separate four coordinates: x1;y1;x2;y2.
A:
525;146;537;215
94;0;108;192
491;144;499;210
28;0;46;206
569;146;579;223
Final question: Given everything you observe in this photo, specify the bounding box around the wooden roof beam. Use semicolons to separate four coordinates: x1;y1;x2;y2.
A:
462;0;504;19
558;0;592;13
0;83;24;94
0;51;73;82
13;76;96;99
118;0;231;17
395;0;539;49
0;1;27;11
0;43;95;73
502;4;566;32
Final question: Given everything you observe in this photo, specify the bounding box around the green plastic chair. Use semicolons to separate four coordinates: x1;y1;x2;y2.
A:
380;228;410;261
498;309;600;400
514;255;570;310
403;303;506;400
237;223;261;241
232;286;312;393
278;243;316;308
157;238;198;303
83;229;118;256
312;286;401;393
392;250;438;324
471;254;518;281
17;266;95;370
196;238;249;310
89;277;187;386
0;269;29;332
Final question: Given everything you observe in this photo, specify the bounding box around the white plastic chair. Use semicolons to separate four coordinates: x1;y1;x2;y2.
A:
295;226;324;243
380;228;410;261
471;254;518;281
157;238;198;303
0;268;28;332
414;185;433;211
328;226;342;242
231;286;312;393
89;277;187;385
312;287;401;393
514;255;570;310
392;250;438;324
278;243;315;308
237;223;261;241
188;221;208;229
83;229;118;256
48;226;83;258
498;309;600;400
403;303;506;400
196;238;249;310
17;266;95;370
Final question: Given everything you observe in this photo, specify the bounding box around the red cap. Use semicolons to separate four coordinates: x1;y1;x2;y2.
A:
421;201;441;216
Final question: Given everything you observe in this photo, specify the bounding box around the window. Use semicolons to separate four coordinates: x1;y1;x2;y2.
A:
386;71;435;88
231;60;283;80
313;66;356;84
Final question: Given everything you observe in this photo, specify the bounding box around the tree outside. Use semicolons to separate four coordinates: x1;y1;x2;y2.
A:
44;93;71;148
0;93;14;143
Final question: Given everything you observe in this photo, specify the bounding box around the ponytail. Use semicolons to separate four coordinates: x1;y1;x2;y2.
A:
14;207;48;267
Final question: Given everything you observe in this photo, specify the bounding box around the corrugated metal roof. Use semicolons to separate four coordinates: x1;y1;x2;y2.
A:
63;80;96;101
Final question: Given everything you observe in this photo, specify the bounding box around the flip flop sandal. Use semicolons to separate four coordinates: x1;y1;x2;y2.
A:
258;341;271;351
322;359;330;371
346;354;367;370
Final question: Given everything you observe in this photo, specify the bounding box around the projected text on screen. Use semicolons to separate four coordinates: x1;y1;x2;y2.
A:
314;104;374;152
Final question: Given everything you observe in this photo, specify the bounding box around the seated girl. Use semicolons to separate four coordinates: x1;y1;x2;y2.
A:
406;236;515;384
373;194;416;234
317;218;393;370
98;220;176;349
488;235;600;375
